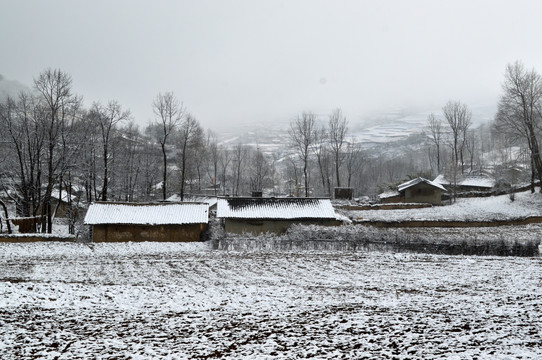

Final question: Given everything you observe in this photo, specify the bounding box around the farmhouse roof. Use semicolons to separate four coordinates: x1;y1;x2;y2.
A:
397;177;447;192
84;202;209;225
378;190;400;200
216;197;336;220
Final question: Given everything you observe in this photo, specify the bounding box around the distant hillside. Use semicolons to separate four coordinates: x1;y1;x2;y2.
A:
351;105;497;147
0;74;30;101
216;105;497;156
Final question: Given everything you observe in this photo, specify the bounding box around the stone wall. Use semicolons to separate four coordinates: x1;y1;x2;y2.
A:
224;219;342;236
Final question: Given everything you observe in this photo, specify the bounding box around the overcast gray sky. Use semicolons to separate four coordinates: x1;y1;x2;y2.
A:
2;0;542;130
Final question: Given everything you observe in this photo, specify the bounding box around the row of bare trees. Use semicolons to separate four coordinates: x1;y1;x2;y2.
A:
424;61;542;199
288;109;364;197
495;61;542;193
1;61;540;232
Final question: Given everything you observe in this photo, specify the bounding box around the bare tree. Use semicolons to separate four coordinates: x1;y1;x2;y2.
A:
178;114;203;201
152;92;185;200
89;100;131;201
34;68;82;233
232;143;249;196
443;100;472;175
249;147;272;194
427;113;443;175
329;108;348;187
495;61;542;192
117;121;142;201
464;130;477;174
218;147;232;195
314;125;332;196
344;139;363;188
0;93;44;222
289;112;317;197
207;131;220;196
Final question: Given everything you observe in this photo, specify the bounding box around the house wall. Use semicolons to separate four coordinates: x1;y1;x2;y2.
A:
92;223;207;242
224;219;341;236
404;183;442;205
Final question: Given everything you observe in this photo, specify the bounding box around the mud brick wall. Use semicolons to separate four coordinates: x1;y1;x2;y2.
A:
91;223;207;242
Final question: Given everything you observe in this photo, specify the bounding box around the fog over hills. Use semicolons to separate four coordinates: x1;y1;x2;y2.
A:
0;74;30;101
1;72;496;158
217;103;497;154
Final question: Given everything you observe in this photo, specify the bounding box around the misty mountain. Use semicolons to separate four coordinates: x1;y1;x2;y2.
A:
0;74;30;101
217;105;497;154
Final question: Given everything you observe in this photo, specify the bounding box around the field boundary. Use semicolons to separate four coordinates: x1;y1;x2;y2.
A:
0;234;75;243
354;216;542;228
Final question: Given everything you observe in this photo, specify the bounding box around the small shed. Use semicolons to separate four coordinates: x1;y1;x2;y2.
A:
84;202;209;242
396;177;447;205
216;197;341;235
334;187;354;200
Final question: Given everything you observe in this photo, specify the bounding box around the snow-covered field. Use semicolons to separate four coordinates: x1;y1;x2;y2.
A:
1;242;541;359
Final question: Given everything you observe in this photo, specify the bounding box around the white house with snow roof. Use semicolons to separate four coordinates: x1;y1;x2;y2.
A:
216;197;341;235
84;202;209;242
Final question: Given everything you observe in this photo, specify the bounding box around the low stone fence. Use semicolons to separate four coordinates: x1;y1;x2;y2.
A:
212;236;540;257
338;203;433;211
354;216;542;228
0;234;75;242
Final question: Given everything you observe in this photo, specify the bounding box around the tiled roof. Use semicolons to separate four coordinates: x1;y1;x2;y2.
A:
216;197;336;219
84;202;209;225
397;177;447;192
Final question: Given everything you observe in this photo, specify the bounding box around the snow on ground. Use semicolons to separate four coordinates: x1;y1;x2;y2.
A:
1;242;541;359
347;191;542;222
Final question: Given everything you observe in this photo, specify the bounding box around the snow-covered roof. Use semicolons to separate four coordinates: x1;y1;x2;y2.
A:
459;175;495;188
397;177;447;192
433;174;495;189
217;197;336;219
84;202;209;225
378;190;400;199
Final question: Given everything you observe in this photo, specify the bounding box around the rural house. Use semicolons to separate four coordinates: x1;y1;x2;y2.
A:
216;197;341;235
380;177;446;205
84;202;209;242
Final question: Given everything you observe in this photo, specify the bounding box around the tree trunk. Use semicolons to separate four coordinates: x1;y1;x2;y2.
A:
303;161;309;197
0;199;12;234
335;153;341;188
102;142;108;201
161;143;167;201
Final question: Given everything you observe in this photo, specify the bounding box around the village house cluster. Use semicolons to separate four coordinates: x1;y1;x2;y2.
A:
78;172;500;242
